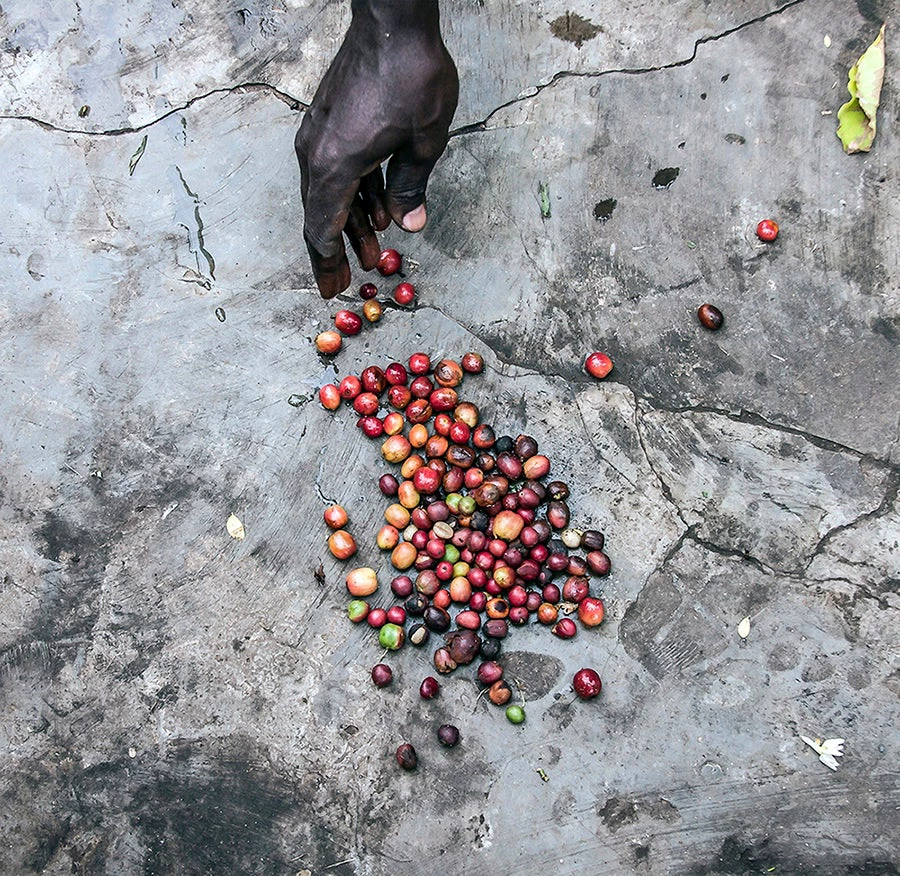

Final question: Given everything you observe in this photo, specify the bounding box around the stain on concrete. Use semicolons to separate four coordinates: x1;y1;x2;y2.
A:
767;643;800;671
652;167;680;189
801;654;835;683
598;796;638;831
593;198;617;221
502;650;563;698
856;0;888;22
549;12;602;49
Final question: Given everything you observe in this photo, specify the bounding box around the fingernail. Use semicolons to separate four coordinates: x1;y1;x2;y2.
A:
401;204;427;232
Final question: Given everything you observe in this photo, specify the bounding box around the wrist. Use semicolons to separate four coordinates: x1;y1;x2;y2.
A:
350;0;442;39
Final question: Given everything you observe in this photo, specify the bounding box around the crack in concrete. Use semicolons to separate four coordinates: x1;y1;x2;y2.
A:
449;0;810;138
685;528;778;577
632;395;899;469
803;469;900;575
570;392;640;491
632;400;691;533
0;82;305;137
1;0;807;145
630;397;899;582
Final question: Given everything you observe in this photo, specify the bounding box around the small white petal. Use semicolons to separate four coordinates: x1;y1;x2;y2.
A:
738;616;751;639
820;738;845;756
800;735;822;754
818;753;840;771
226;513;246;540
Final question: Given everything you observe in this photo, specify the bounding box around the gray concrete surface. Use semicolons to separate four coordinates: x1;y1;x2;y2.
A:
1;1;898;873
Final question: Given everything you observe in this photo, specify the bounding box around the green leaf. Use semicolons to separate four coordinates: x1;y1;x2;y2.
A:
837;24;886;153
129;134;148;176
538;181;551;219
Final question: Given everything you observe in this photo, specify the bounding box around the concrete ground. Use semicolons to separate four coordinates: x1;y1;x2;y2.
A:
1;0;898;873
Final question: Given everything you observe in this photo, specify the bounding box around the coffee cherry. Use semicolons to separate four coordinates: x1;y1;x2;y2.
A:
315;330;342;354
394;282;416;306
697;303;724;330
437;724;460;747
371;663;393;687
334;309;363;336
756;218;779;242
395;742;417;770
584;351;613;379
573;667;602;699
378;249;402;276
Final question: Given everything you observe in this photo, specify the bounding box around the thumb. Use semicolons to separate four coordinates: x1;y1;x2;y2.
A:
384;143;442;231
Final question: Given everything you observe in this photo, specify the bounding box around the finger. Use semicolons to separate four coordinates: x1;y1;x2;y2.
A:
384;141;444;231
304;232;352;299
345;193;382;271
296;119;363;295
359;168;391;232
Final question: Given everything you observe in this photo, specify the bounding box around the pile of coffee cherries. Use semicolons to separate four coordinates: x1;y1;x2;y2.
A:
318;342;609;733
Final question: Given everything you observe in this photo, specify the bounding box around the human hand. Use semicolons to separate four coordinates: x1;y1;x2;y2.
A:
295;3;459;298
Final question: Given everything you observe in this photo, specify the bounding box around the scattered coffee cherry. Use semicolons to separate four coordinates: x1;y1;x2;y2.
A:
384;362;408;385
577;596;605;627
346;600;370;623
359;282;378;300
358;416;384;439
552;618;577;639
345;566;377;596
315;330;342;355
318;384;341;410
366;607;387;628
323;504;349;530
386;605;407;625
395;742;418;770
461;351;484;374
409;623;429;646
393;282;416;306
756;218;779;242
586;550;611;576
378;622;405;650
378;248;402;276
697;303;724;330
338;375;362;400
371;663;393;687
437;724;460;747
561;528;582;549
489;680;512;705
334;309;363;336
505;704;526;725
408;352;431;375
584;351;613;380
327;530;357;561
363;300;383;323
573;667;602;699
419;676;440;699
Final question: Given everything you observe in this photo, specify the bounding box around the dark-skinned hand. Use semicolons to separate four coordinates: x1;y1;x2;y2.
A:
295;1;459;298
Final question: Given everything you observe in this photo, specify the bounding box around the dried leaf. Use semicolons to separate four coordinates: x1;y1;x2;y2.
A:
737;616;751;639
226;513;245;540
837;24;886;153
129;134;148;175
